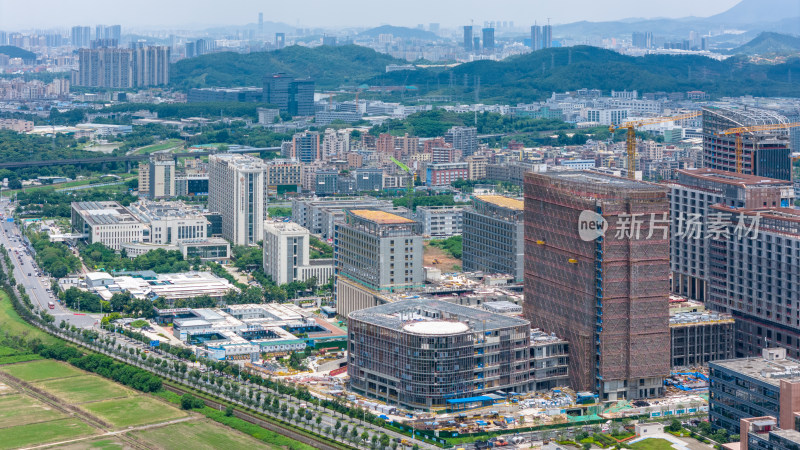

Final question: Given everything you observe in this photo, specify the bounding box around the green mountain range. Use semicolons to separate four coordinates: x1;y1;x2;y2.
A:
729;32;800;55
170;45;405;90
172;45;800;103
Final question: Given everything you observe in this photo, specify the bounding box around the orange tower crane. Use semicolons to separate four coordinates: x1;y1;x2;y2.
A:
717;122;800;173
609;111;703;179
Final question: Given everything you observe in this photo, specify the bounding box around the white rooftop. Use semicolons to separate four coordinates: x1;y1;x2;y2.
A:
403;320;470;335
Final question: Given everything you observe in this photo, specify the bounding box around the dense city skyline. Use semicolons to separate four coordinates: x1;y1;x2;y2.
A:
0;0;742;30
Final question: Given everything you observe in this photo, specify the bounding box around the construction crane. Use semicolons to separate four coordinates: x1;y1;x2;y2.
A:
609;111;702;179
717;122;800;174
390;156;416;210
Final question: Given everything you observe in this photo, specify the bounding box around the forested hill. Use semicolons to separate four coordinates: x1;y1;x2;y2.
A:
729;32;800;55
170;45;406;90
172;44;800;102
373;46;800;102
0;46;36;61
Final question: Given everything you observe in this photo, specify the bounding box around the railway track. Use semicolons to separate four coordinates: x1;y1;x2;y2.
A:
163;384;351;450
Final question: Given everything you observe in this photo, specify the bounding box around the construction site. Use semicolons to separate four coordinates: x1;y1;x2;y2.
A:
523;171;671;401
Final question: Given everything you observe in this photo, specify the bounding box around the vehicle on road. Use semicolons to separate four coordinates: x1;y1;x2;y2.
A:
48;301;55;309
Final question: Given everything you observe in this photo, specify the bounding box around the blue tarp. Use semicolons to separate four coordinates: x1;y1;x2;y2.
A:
446;396;493;404
476;420;488;426
379;415;389;420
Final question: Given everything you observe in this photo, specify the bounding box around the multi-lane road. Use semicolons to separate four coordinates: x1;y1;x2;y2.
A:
0;197;97;328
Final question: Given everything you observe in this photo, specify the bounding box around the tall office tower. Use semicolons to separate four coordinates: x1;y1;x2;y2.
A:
482;28;495;52
185;42;196;58
667;168;793;302
292;131;320;163
275;32;285;48
148;153;176;199
263;73;315;116
531;25;542;50
473;37;481;52
445;126;478;157
462;195;524;281
524;171;670;400
632;32;646;48
703;106;792;180
321;128;350;159
322;35;337;46
258;13;264;36
334;210;424;316
208;154;268;246
0;31;7;46
542;24;553;48
463;26;473;51
131;46;170;87
263;221;333;285
706;207;800;360
95;25;106;41
71;26;91;48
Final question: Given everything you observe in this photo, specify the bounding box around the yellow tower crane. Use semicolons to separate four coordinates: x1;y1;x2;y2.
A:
717;122;800;174
609;111;702;179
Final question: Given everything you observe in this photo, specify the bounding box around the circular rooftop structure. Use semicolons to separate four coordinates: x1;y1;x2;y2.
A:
402;321;469;336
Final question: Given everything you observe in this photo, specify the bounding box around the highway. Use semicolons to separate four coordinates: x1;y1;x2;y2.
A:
0;197;98;328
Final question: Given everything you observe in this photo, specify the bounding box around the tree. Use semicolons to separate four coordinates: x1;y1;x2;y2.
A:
225;405;234;417
669;419;682;432
180;393;204;410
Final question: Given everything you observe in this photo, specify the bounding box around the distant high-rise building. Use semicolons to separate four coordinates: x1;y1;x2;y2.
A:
322;35;337;46
542;24;553;48
148;152;176;199
95;25;106;41
531;25;542;50
428;23;440;34
275;32;285;49
702;105;792;180
463;195;524;281
482;27;495;52
0;31;7;46
258;12;264;36
524;171;670;400
75;46;169;88
473;36;481;52
106;25;121;43
263;73;315;116
463;26;473;51
445;126;478;157
208;154;268;246
71;26;91;48
292;131;320;163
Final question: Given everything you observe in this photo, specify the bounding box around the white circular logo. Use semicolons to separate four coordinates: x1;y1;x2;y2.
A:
578;210;607;242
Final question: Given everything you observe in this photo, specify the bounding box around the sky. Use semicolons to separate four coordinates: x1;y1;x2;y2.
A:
0;0;743;31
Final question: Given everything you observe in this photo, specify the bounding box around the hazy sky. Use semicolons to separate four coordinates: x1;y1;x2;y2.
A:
0;0;742;31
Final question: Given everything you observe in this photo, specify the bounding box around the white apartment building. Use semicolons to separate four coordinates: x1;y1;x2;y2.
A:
583;108;629;125
71;201;147;251
262;221;333;285
208;154;268;246
321;128;350;159
148;155;176;199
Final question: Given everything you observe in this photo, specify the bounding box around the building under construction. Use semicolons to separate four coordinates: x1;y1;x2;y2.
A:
702;106;792;180
347;298;569;410
524;171;670;401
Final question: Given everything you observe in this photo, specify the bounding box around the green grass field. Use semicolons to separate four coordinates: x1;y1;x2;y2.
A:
37;374;131;404
630;438;678;450
0;418;96;449
82;396;187;428
133;139;183;155
56;438;125;449
0;359;84;382
131;419;277;450
0;291;59;345
0;393;65;428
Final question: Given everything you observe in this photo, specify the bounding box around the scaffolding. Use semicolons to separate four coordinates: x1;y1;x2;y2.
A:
523;171;670;399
